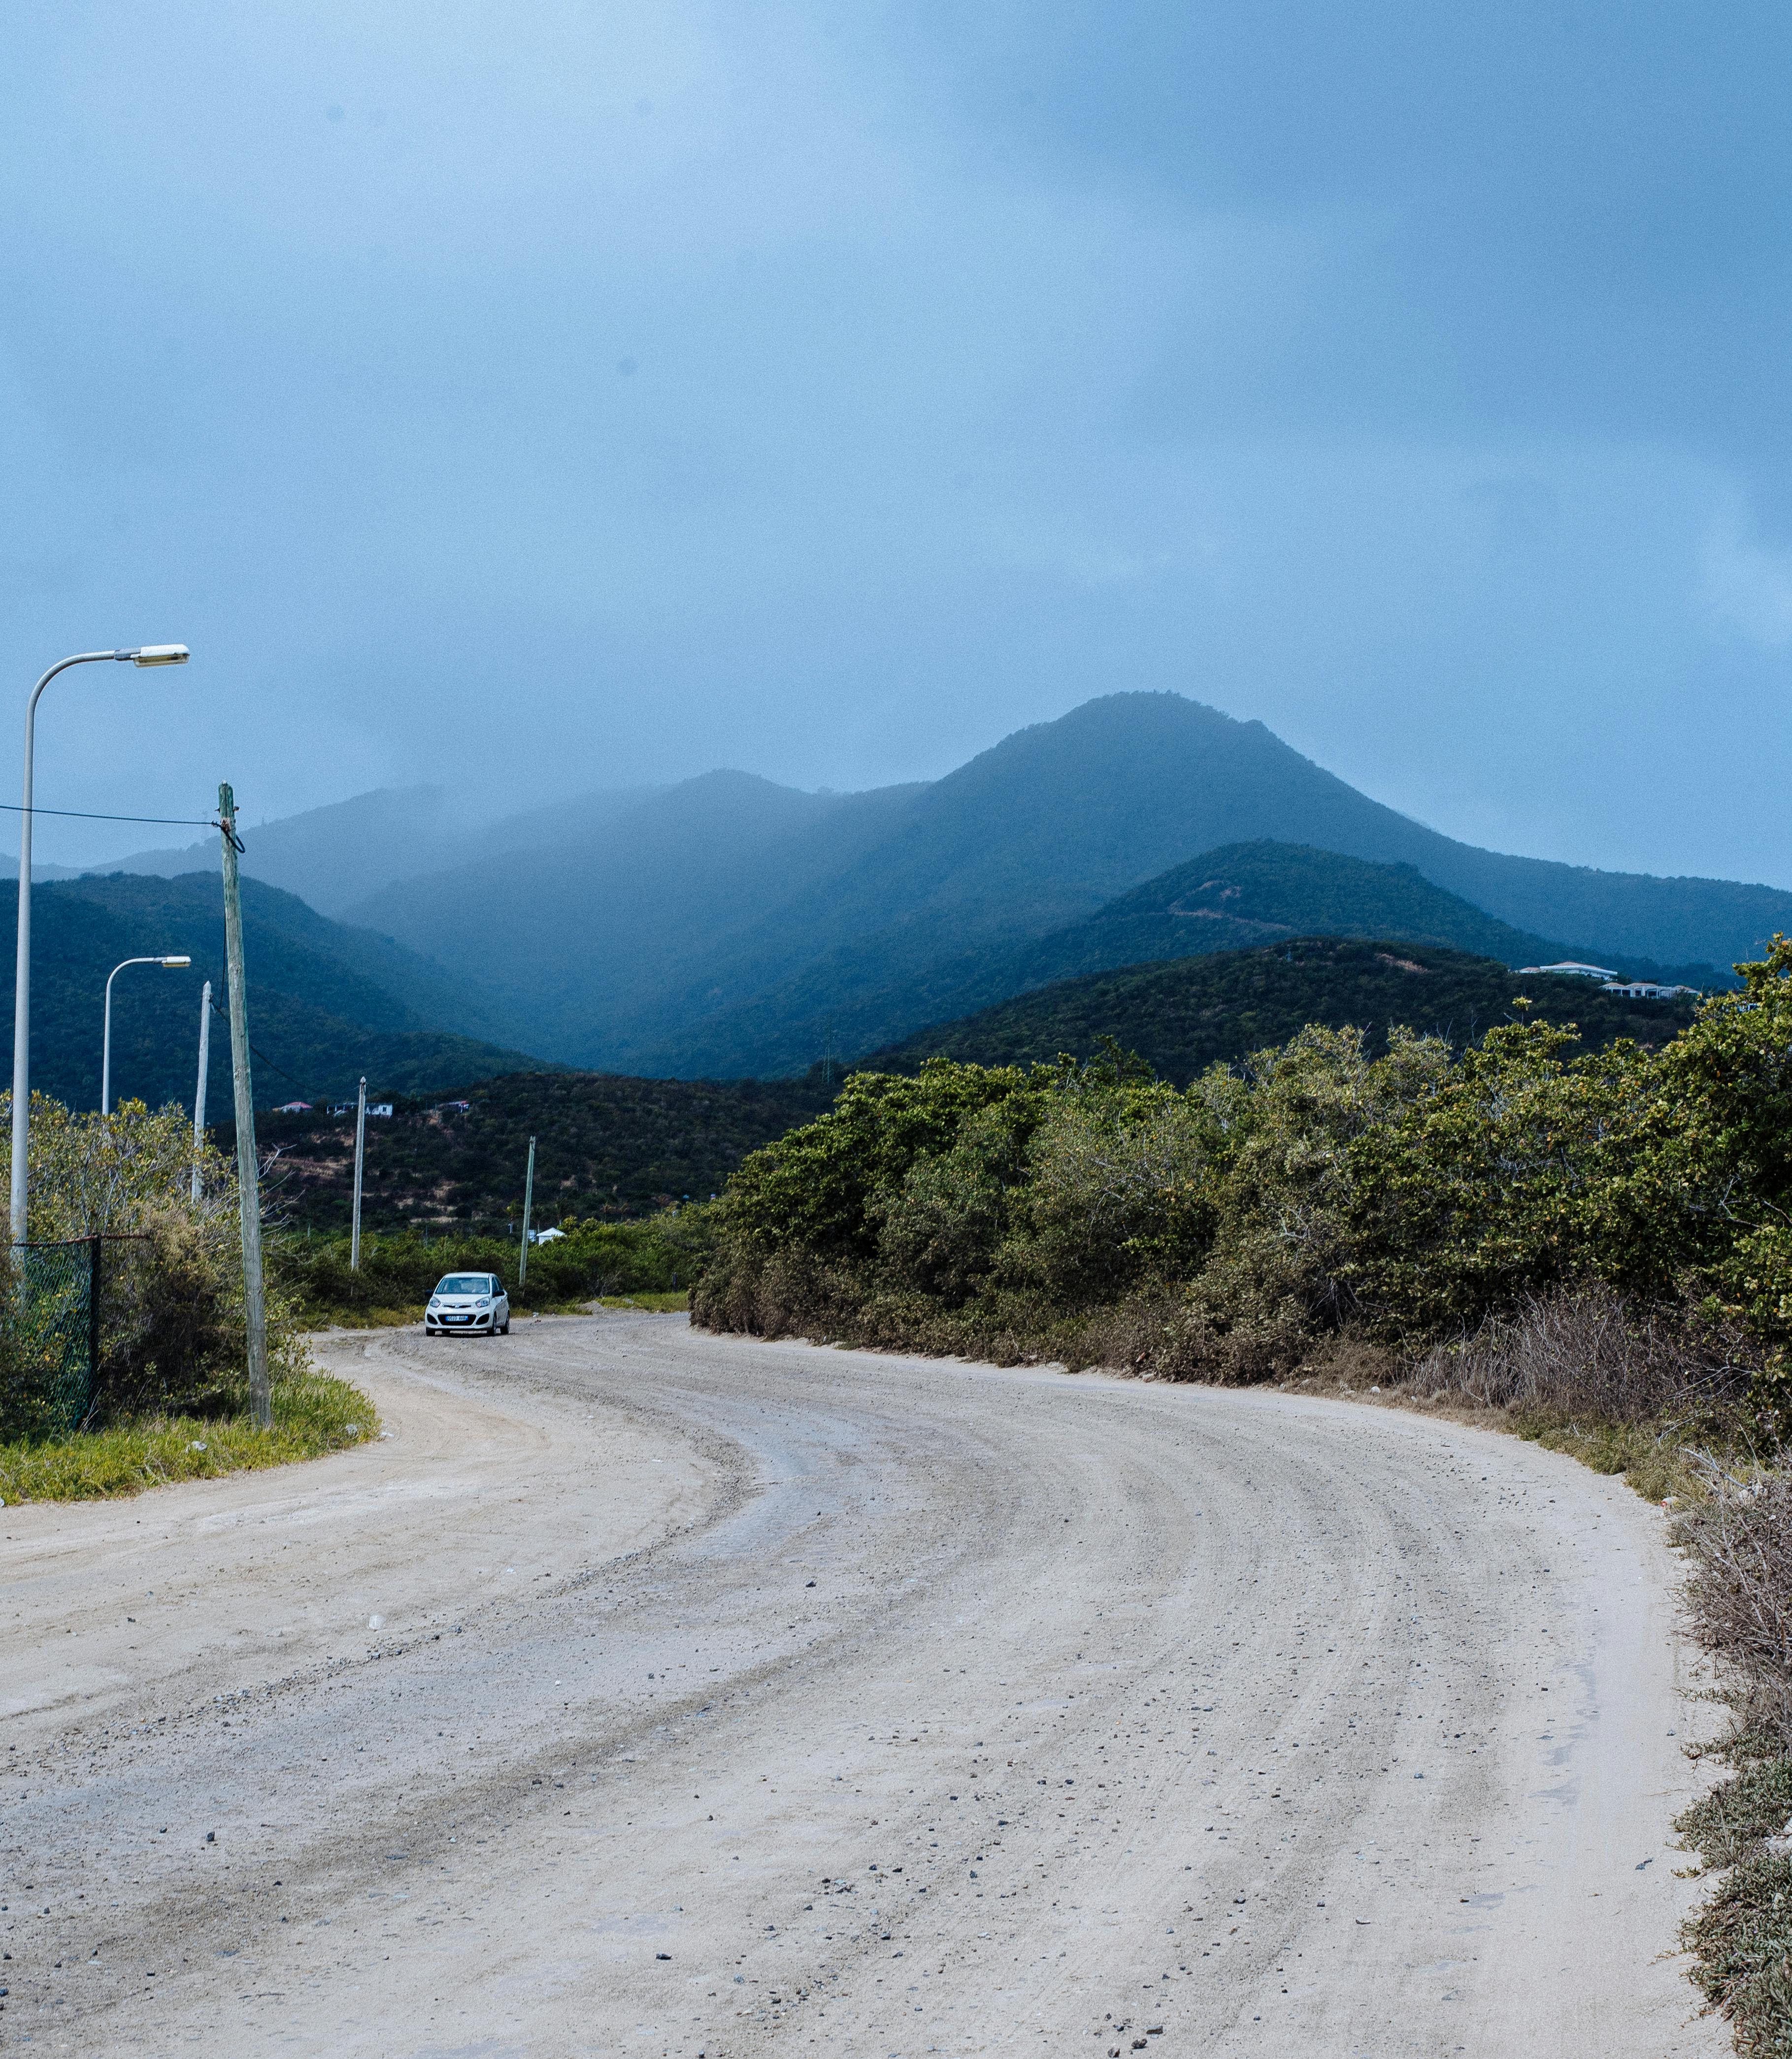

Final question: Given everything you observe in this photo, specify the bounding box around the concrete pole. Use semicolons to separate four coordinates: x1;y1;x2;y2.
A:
219;783;270;1429
350;1076;367;1270
519;1135;536;1291
191;980;211;1204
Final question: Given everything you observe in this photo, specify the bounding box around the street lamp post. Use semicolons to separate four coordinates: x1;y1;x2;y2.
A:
102;955;192;1115
9;646;188;1242
191;979;212;1204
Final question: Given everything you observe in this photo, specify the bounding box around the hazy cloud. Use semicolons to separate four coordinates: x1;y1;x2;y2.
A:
2;2;1788;884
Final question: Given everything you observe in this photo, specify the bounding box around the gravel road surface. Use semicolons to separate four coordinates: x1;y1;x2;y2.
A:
0;1315;1723;2057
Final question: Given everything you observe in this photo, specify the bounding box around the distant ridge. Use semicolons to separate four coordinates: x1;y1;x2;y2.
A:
834;840;1591;1036
94;782;660;918
0;873;545;1113
54;693;1792;1085
601;697;1772;1077
862;937;1702;1086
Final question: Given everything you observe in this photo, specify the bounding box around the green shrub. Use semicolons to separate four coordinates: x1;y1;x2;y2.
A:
0;1093;309;1433
692;940;1792;1390
272;1205;715;1322
1680;1851;1792;2056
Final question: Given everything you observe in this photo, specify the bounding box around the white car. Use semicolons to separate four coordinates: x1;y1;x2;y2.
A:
425;1271;510;1336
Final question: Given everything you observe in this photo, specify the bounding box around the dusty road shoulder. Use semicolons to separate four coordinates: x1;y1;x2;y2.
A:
0;1324;718;1741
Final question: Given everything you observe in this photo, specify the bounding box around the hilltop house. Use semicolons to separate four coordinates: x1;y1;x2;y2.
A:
1513;962;1620;981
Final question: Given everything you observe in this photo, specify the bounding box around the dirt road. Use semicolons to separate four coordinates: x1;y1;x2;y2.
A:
0;1316;1723;2056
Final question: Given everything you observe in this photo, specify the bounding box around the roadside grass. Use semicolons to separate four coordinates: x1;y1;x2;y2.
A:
1679;1849;1792;2059
299;1303;419;1330
1667;1478;1792;2056
1679;1735;1792;1873
300;1289;692;1328
1676;1743;1792;2059
0;1369;377;1505
1507;1409;1732;1508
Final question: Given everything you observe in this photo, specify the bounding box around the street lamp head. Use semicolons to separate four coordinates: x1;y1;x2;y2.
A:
123;645;190;667
159;956;192;968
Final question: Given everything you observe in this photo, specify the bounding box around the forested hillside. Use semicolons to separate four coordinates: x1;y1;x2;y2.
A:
833;840;1669;1041
232;1070;837;1231
865;938;1698;1084
1;873;540;1113
332;694;1786;1079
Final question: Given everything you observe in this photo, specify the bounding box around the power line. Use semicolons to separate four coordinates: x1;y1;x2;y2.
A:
198;985;328;1101
0;801;216;827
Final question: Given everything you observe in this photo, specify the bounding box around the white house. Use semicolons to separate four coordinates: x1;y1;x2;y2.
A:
1602;980;1700;1000
1513;962;1620;981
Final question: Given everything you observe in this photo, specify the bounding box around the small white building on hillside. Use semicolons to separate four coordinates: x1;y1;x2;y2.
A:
1513;962;1620;981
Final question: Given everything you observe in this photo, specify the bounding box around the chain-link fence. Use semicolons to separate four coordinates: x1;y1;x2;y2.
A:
0;1238;98;1442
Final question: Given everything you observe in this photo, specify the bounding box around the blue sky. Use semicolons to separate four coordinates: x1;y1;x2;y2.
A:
4;2;1790;882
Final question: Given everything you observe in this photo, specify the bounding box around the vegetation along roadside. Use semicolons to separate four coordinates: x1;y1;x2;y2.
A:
0;1096;376;1505
692;937;1792;2053
271;1209;712;1327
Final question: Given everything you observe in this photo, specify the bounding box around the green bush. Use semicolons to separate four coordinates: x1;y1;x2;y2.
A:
271;1205;715;1321
0;1094;310;1434
692;941;1792;1383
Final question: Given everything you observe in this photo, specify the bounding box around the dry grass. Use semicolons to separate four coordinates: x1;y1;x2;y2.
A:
1673;1474;1792;2054
1682;1476;1792;1745
1679;1739;1792;1872
1403;1283;1756;1418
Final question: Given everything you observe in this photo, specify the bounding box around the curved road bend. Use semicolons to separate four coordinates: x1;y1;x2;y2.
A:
1;1314;1721;2057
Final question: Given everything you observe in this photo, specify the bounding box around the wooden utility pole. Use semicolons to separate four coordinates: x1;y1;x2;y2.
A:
218;784;270;1429
519;1135;536;1291
350;1075;367;1270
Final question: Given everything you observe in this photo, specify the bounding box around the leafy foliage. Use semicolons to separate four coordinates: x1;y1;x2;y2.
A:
271;1207;713;1321
0;1093;310;1431
694;939;1792;1389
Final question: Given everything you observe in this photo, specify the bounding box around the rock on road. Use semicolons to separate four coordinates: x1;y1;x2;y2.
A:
0;1315;1723;2056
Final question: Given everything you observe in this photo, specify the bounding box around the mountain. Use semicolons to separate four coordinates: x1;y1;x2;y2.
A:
99;784;660;918
59;694;1792;1088
1046;841;1573;969
593;695;1776;1077
758;841;1589;1057
1;873;545;1115
348;771;932;1058
862;937;1702;1086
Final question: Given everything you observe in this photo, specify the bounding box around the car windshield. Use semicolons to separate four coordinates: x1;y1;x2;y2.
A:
435;1275;490;1296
